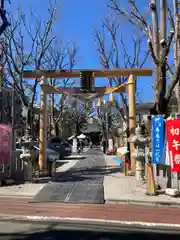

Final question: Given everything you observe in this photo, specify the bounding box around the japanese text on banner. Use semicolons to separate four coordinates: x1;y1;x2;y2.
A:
166;119;180;172
152;116;165;164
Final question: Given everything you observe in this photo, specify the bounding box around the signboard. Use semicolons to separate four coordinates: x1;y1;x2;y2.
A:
0;125;12;164
166;119;180;172
151;116;165;164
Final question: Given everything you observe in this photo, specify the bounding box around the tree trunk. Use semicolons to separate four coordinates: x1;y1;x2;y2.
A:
26;104;33;131
149;0;169;115
150;0;160;111
173;0;180;112
158;0;167;114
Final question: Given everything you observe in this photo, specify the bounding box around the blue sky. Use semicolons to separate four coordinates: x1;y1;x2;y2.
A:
7;0;154;103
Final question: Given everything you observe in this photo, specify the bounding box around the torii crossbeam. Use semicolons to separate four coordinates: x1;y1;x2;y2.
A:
22;68;152;174
23;68;152;78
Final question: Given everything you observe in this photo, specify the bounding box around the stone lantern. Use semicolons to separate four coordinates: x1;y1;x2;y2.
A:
20;140;38;181
129;124;150;182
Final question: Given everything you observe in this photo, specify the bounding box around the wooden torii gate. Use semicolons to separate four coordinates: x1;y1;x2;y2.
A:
23;68;152;174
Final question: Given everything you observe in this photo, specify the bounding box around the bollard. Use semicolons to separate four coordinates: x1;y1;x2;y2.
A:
124;156;129;176
145;147;157;195
121;155;129;176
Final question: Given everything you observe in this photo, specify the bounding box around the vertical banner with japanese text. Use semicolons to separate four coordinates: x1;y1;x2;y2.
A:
152;116;165;164
166;119;180;172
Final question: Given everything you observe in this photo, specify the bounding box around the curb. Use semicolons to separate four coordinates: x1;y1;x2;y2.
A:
105;198;180;207
0;194;34;199
0;213;180;233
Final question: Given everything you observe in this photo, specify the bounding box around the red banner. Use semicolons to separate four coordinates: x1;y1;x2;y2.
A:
166;119;180;172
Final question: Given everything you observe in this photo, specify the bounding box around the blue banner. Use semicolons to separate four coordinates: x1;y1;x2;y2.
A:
152;116;165;164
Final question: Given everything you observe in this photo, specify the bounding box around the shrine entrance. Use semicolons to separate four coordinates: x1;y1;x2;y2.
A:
23;68;152;173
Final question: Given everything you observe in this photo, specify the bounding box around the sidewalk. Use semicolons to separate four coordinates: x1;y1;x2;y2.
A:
0;183;45;199
0;147;91;200
0;159;80;199
104;155;180;206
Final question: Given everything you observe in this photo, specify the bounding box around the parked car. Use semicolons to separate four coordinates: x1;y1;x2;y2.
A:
47;137;71;159
33;144;60;163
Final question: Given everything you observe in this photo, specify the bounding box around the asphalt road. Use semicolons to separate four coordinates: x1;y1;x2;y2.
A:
33;147;106;204
0;221;180;240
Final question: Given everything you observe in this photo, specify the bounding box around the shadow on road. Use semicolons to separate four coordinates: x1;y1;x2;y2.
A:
54;166;121;183
32;148;117;203
0;228;180;240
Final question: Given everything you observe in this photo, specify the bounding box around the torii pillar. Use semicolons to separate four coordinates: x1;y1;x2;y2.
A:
22;68;152;175
39;77;48;173
128;74;136;172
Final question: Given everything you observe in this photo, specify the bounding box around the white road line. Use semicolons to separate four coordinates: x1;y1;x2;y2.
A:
24;216;180;228
64;182;77;203
0;214;180;229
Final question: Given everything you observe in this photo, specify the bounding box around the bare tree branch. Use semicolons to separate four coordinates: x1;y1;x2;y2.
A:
94;15;149;129
107;0;180;114
1;2;71;130
44;40;78;136
166;61;180;102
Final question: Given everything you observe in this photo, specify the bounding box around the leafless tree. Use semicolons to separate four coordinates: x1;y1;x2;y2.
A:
107;0;180;115
44;40;78;136
1;2;57;129
168;0;180;112
57;97;96;137
93;15;149;130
